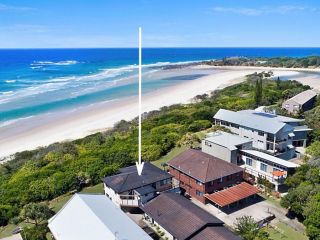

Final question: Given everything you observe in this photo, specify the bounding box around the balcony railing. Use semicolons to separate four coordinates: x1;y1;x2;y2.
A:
117;194;139;207
242;166;287;185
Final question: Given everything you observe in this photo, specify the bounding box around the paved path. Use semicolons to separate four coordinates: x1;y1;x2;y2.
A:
191;198;305;232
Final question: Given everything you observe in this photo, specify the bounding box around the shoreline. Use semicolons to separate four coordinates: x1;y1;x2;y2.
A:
1;66;320;160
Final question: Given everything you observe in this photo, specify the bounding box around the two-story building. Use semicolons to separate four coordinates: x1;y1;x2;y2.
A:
202;131;299;191
103;162;172;207
240;149;299;191
213;109;310;159
282;89;317;114
202;131;252;165
168;149;244;204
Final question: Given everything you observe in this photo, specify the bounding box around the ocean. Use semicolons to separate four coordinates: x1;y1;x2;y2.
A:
1;47;320;125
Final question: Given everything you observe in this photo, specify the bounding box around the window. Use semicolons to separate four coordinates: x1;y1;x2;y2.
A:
196;180;202;185
159;179;169;186
246;158;253;166
218;177;223;183
260;163;267;172
258;131;264;136
196;190;203;197
258;140;263;143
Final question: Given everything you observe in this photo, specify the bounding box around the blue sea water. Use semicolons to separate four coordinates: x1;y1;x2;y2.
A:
1;47;320;124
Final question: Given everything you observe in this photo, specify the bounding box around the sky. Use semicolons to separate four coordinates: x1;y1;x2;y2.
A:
0;0;320;48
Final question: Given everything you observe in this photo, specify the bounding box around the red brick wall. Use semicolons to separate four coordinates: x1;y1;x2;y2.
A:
169;167;244;204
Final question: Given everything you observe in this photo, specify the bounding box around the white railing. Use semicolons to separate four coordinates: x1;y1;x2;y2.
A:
117;195;139;207
242;166;286;184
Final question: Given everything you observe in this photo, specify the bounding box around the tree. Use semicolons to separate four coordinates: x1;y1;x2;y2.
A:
306;141;320;158
234;215;259;240
254;79;263;107
303;193;320;240
22;225;48;240
20;203;54;226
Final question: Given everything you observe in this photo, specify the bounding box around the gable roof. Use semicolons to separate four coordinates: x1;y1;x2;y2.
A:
285;89;317;105
103;162;172;193
141;192;227;240
205;131;252;151
168;149;243;183
48;194;151;240
214;109;294;134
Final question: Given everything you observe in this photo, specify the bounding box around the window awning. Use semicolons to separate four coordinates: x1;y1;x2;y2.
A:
287;144;294;149
205;182;259;207
272;170;286;177
288;133;295;137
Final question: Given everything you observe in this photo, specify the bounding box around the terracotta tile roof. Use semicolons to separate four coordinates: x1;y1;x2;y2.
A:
103;163;171;193
168;149;243;183
142;192;232;240
190;226;240;240
205;182;259;207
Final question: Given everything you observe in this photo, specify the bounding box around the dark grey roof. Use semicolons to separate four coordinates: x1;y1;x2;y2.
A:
103;162;172;194
189;226;240;240
134;185;156;195
141;192;231;240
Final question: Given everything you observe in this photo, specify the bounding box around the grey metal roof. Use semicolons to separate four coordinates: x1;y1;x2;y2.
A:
241;149;299;168
285;89;317;105
103;162;172;194
205;131;252;151
214;109;293;134
239;109;303;123
294;125;312;132
48;194;152;240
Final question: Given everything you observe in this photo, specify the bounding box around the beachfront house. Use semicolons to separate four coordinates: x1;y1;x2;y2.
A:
168;149;244;204
142;192;240;240
213;109;311;159
103;162;172;207
241;149;299;191
282;89;318;114
202;131;299;191
48;194;152;240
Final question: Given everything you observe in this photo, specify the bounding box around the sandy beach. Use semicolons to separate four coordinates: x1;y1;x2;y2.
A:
1;66;320;160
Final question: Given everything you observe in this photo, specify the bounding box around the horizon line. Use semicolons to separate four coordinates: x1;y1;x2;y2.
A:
1;46;320;50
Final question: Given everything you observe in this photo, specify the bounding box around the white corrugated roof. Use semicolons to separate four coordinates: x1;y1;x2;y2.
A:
48;194;151;240
205;131;252;150
241;149;299;168
286;89;317;105
214;109;293;134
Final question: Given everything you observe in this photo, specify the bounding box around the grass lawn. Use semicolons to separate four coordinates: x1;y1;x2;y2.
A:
265;222;308;240
0;222;31;238
0;183;105;239
49;183;104;213
152;146;187;169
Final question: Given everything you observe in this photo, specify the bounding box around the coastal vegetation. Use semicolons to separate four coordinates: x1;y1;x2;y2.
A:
204;56;320;68
0;73;316;239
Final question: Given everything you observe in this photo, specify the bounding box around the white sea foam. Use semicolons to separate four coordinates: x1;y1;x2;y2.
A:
31;60;79;66
4;80;16;83
0;60;204;105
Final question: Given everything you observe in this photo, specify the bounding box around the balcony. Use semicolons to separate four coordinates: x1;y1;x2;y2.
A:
118;194;139;207
242;166;287;185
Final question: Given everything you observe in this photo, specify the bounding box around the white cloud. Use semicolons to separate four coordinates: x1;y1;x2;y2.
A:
0;3;35;12
212;5;317;16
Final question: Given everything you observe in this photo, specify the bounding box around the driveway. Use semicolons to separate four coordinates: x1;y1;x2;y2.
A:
191;196;305;232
